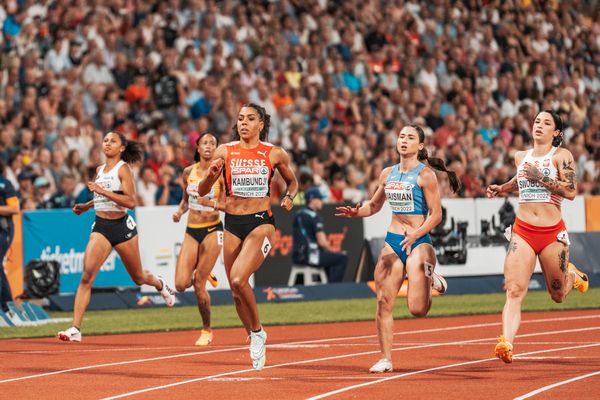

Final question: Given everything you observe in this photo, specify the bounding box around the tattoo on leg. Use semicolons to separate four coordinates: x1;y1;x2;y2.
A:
551;279;562;290
507;240;518;254
559;250;567;273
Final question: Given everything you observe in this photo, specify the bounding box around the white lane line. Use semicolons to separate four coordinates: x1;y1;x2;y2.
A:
2;314;598;384
100;326;600;400
307;343;600;400
0;345;241;354
513;370;600;399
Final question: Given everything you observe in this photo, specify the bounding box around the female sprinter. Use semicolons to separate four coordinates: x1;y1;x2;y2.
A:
57;132;175;342
336;125;460;373
486;110;588;363
198;103;298;371
172;132;224;346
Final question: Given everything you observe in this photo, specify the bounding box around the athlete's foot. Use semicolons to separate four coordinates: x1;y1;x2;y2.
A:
195;329;213;346
208;273;218;288
249;328;267;371
157;276;176;307
57;326;82;342
494;335;513;363
431;271;448;294
568;263;589;293
369;358;393;373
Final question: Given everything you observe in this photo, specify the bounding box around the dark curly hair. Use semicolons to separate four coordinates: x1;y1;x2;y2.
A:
111;131;144;164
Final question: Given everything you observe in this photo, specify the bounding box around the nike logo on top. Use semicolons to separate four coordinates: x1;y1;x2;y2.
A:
255;213;265;219
257;150;267;157
208;227;216;232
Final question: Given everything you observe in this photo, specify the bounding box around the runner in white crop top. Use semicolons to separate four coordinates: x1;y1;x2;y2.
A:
486;110;588;364
58;132;175;344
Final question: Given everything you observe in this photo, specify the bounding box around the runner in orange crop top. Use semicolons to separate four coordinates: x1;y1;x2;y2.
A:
172;132;225;346
486;110;589;363
197;103;298;371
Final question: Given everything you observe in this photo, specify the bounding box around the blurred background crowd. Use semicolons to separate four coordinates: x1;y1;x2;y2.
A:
0;0;598;210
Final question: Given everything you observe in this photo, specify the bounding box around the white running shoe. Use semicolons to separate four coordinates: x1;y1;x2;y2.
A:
369;358;393;373
249;328;267;371
431;271;448;294
157;276;176;307
57;326;82;342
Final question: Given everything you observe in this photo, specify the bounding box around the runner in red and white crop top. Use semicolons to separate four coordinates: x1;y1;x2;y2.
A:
197;104;298;371
486;110;588;364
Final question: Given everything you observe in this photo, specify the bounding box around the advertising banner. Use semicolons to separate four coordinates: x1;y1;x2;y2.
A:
22;210;135;294
255;204;364;286
134;206;229;292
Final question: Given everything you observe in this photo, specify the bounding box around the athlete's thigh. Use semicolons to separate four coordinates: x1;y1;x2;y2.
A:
114;236;144;278
83;233;114;280
229;224;276;281
374;243;404;298
196;231;223;279
223;230;243;278
405;243;436;302
538;241;569;293
504;233;537;288
176;234;200;283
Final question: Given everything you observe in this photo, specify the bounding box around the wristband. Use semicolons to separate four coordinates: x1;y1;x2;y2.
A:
284;194;294;201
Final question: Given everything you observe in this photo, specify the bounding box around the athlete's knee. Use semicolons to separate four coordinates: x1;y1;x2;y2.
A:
376;293;395;315
505;282;528;300
229;276;247;292
175;281;188;293
131;274;145;286
408;300;430;318
79;270;94;286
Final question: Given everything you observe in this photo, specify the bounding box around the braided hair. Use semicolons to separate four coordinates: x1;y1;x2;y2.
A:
410;125;461;193
232;103;271;142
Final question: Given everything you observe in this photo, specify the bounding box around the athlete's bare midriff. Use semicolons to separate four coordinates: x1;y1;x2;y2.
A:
387;213;427;235
96;210;127;220
517;202;562;227
225;196;271;215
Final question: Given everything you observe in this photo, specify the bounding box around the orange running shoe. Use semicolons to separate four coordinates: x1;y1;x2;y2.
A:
195;329;213;346
208;273;218;288
568;263;589;293
494;335;513;363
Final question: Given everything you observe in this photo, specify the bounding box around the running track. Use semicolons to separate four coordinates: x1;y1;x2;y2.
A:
1;309;599;399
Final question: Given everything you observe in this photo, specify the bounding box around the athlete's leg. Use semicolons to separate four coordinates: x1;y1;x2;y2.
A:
193;232;222;330
538;241;575;303
228;224;276;332
114;236;162;289
72;233;113;328
405;244;437;318
222;230;252;332
501;234;536;344
374;244;404;362
174;234;200;292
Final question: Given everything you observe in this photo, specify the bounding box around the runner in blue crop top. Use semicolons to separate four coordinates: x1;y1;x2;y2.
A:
336;125;461;373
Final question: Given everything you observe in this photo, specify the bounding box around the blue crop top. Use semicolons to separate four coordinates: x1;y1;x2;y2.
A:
384;163;428;215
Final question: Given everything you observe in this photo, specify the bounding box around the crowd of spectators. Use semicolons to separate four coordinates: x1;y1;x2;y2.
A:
0;0;598;211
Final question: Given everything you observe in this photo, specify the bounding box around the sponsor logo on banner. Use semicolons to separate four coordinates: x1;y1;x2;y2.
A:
262;287;304;301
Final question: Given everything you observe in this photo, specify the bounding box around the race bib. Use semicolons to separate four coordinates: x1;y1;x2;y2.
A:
231;165;270;198
385;182;415;213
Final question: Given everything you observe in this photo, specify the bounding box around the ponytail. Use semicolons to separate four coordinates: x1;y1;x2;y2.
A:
544;109;564;147
113;131;144;164
410;124;462;194
232;103;271;142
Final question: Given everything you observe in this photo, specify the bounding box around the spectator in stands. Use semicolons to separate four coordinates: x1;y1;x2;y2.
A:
292;187;347;283
38;173;77;209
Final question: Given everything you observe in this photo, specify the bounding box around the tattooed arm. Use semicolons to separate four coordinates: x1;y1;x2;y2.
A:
486;151;523;198
523;149;577;200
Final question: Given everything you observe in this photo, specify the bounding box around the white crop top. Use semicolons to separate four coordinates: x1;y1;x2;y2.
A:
517;147;562;207
93;160;127;212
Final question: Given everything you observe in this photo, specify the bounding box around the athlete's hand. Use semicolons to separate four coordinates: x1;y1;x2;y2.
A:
73;203;89;215
172;211;181;223
486;185;501;198
208;158;224;178
281;195;293;211
400;229;419;256
87;181;104;194
523;162;543;182
335;203;360;218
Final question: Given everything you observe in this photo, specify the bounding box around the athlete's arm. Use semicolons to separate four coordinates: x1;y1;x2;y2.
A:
413;168;442;238
173;167;191;222
0;196;20;216
198;145;226;196
486;151;523;198
73;200;94;215
524;149;577;200
335;167;391;218
272;147;298;211
88;164;137;209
